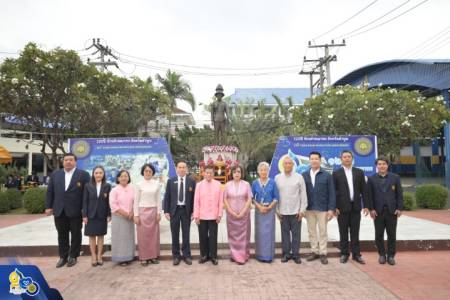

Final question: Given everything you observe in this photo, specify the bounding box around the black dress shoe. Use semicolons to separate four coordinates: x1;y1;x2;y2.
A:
56;258;67;268
281;255;290;263
387;256;396;266
340;255;349;263
378;255;386;264
148;259;160;264
184;257;192;265
173;257;181;266
306;253;320;262
67;257;77;267
352;255;365;265
199;257;209;264
320;255;328;265
211;258;218;265
293;257;302;264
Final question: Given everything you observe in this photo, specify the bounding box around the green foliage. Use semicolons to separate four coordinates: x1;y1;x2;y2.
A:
0;165;6;185
415;184;448;209
23;187;47;214
292;85;449;157
5;188;23;209
0;192;10;213
402;191;416;211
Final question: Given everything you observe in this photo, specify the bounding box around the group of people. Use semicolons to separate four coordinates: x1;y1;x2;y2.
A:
44;150;403;269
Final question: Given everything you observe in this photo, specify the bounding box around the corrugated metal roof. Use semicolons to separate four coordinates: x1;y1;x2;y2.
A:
333;59;450;96
229;88;310;105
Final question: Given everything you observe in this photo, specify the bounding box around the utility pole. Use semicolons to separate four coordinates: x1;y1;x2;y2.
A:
86;38;119;71
300;39;346;97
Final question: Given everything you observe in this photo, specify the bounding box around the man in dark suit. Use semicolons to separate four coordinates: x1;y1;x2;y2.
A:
333;150;369;264
368;156;403;266
163;160;196;266
45;153;90;268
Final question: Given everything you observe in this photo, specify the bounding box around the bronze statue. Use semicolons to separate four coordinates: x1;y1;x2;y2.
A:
211;84;228;145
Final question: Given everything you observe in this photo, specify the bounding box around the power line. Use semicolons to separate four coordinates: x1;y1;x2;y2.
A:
313;0;379;40
112;49;299;71
118;57;300;77
335;0;411;39
344;0;430;39
401;25;450;58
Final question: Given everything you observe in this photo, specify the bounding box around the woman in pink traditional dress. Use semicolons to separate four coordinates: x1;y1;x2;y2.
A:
224;165;253;265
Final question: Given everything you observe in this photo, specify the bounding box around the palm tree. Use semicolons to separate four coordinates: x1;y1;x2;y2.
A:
156;70;195;147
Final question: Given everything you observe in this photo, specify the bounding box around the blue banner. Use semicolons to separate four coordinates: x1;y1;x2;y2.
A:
68;137;176;186
0;264;62;299
269;136;377;178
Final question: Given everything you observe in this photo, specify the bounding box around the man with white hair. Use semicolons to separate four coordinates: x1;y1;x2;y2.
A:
275;156;308;264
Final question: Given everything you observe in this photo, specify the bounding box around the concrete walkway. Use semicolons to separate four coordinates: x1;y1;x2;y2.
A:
0;209;449;248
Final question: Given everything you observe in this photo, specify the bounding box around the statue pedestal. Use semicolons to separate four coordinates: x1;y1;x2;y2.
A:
199;145;239;184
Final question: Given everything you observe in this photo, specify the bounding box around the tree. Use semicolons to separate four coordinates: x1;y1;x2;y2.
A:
228;101;284;169
156;70;195;147
0;43;169;170
292;85;449;157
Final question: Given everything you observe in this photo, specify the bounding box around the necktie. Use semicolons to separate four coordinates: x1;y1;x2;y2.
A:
179;177;184;204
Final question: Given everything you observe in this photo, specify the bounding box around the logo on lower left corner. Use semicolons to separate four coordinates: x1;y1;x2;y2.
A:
9;268;40;296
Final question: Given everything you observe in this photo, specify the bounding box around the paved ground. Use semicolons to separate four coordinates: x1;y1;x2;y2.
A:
355;251;450;300
1;209;450;248
403;209;450;225
2;255;397;300
0;213;45;229
3;251;449;300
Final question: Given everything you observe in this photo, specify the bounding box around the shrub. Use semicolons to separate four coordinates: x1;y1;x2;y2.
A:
415;184;448;209
5;188;23;209
23;187;47;214
402;191;416;211
0;192;10;213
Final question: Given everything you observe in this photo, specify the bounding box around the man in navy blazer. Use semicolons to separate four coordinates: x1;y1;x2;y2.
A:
368;156;403;266
163;160;196;266
45;153;90;268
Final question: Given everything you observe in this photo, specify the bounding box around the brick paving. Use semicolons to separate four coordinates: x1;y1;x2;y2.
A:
3;255;396;300
403;209;450;226
0;213;45;229
353;251;450;300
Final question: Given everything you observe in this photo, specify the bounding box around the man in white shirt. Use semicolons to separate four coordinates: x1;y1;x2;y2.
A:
275;156;308;264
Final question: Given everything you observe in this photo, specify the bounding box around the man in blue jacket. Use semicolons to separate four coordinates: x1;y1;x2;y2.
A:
302;151;336;265
368;156;403;266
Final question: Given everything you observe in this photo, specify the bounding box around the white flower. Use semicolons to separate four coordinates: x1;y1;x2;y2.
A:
317;120;321;125
357;121;362;126
45;63;53;69
336;89;344;95
102;110;108;114
357;107;362;111
431;108;435;111
401;120;411;127
64;87;68;94
364;100;368;105
376;107;384;111
77;83;86;88
378;82;383;87
11;78;19;84
408;114;415;118
441;120;447;124
35;57;42;63
328;114;334;119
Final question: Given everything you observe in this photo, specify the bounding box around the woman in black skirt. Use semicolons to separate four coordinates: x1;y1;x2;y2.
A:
82;166;111;266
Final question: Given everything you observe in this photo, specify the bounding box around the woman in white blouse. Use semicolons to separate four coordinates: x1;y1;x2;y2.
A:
134;163;161;266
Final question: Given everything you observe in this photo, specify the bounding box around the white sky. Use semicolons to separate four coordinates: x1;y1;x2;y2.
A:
1;0;449;125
